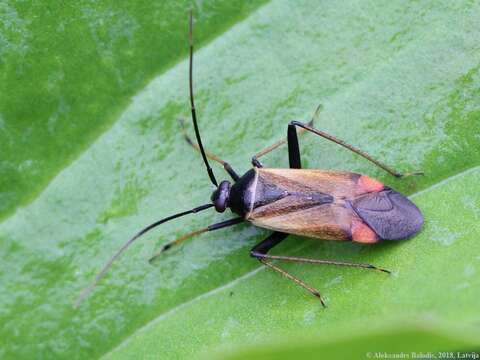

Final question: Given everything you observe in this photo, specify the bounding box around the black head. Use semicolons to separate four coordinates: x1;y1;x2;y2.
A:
211;180;231;212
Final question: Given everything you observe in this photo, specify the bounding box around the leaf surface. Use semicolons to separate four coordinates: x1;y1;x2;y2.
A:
1;1;479;359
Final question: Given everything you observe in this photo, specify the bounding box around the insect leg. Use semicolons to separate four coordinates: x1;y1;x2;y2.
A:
250;254;391;274
251;104;322;168
289;121;423;178
288;121;302;168
149;217;244;263
250;231;326;306
179;118;240;181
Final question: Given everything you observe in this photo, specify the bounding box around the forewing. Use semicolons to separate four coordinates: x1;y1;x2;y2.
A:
246;168;385;242
351;189;424;240
248;200;353;241
256;168;361;199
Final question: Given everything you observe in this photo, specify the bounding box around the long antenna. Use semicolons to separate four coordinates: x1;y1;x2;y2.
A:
74;203;214;308
189;11;218;187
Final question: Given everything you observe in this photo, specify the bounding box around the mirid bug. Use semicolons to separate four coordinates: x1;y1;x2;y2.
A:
74;13;424;308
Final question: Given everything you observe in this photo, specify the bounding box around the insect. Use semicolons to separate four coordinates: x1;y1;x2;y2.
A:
74;12;423;308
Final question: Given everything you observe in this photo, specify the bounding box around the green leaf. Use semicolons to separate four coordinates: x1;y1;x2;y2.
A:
1;1;480;359
0;0;266;221
208;322;480;360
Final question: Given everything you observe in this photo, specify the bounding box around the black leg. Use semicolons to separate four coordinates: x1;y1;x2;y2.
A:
149;217;244;263
250;231;326;306
288;123;302;169
251;157;263;168
251;104;322;168
250;231;288;255
179;118;240;181
289;121;423;178
253;122;302;169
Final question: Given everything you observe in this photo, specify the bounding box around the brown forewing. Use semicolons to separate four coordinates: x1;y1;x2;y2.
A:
246;168;367;241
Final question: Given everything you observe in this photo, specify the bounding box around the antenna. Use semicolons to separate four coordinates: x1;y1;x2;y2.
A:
74;203;214;308
189;11;218;187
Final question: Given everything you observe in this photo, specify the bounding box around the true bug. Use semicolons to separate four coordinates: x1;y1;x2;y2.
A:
74;13;424;308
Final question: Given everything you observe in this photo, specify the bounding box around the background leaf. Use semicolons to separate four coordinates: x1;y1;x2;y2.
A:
1;1;479;359
0;0;266;220
208;322;480;360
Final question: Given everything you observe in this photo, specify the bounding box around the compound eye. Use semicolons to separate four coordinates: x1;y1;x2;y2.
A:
212;181;231;213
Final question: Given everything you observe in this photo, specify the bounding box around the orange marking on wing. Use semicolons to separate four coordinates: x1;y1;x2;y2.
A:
358;175;384;193
351;220;379;244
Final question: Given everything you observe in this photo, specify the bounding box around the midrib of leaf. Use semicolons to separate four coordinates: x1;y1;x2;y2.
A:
102;165;480;359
